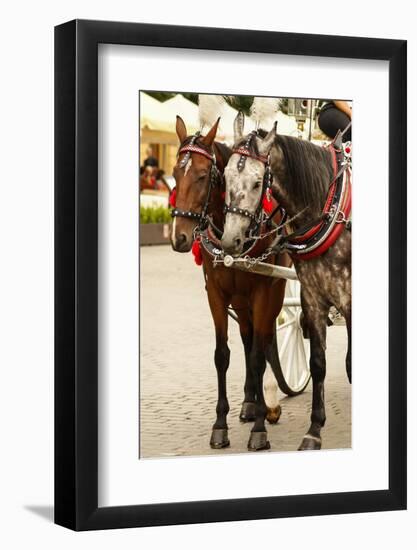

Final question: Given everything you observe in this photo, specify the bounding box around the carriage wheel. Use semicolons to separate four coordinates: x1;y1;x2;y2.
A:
273;279;311;396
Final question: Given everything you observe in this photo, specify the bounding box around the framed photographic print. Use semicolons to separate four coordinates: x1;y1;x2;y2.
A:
55;19;407;530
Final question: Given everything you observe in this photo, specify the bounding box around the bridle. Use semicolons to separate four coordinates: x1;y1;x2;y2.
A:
223;131;274;233
171;132;222;229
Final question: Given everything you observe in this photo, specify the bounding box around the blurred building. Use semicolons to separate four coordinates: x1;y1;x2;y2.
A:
140;93;200;176
139;93;333;214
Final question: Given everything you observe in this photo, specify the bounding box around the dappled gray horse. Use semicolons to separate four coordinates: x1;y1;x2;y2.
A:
222;112;351;450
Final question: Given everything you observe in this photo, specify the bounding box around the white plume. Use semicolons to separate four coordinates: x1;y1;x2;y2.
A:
250;97;281;127
198;94;225;130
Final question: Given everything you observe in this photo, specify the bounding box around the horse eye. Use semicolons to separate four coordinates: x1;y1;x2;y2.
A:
253;181;261;190
198;173;207;182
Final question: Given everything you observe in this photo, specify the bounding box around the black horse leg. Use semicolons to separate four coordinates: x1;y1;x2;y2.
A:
299;307;328;451
247;334;270;451
206;284;231;449
210;331;231;448
239;324;257;422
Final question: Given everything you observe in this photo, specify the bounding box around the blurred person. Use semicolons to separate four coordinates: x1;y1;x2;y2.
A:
318;100;352;142
140;165;157;192
143;146;158;168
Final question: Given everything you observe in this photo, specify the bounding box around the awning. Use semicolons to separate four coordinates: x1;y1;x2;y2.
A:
140;92;301;144
140;92;199;135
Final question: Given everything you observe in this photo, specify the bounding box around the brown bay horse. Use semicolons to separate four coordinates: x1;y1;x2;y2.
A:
171;115;291;451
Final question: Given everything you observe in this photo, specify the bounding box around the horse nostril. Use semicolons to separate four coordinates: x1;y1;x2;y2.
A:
175;232;189;251
234;238;241;247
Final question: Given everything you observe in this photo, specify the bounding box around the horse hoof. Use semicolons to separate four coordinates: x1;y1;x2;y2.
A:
298;435;322;451
210;428;230;449
247;431;270;451
266;405;282;424
239;402;256;422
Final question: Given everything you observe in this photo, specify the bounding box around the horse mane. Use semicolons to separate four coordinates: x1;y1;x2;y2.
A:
273;134;333;211
235;131;334;212
214;140;232;167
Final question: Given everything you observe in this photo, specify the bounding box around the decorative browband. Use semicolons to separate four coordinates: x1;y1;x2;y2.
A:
232;147;269;165
179;145;215;162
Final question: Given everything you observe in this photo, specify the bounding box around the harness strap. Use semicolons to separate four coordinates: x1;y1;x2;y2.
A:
223;203;259;222
284;161;348;245
171;208;203;221
299;170;351;260
278;144;351;259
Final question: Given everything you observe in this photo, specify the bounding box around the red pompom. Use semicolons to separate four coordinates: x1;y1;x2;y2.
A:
169;188;176;208
345;146;351;154
262;190;273;214
191;240;203;266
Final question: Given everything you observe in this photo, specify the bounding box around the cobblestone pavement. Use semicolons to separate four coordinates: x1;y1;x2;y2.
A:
140;245;351;458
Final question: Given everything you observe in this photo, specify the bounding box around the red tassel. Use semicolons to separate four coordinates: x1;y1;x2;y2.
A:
169;188;176;208
262;190;273;214
191;240;203;266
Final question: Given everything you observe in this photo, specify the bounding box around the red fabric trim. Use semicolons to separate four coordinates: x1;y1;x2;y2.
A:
191;239;203;266
290;182;335;243
296;173;351;261
289;145;339;244
262;191;274;214
291;220;322;243
169;187;176;207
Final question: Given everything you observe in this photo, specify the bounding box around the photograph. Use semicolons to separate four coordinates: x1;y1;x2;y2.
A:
139;91;352;458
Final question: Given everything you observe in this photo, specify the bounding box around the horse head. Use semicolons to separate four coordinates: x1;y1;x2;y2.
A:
221;112;276;257
171;115;220;252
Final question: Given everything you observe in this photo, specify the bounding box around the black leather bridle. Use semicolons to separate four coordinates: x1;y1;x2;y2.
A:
171;133;222;229
223;131;273;233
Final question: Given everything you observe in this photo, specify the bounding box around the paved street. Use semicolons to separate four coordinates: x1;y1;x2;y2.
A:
140;245;351;458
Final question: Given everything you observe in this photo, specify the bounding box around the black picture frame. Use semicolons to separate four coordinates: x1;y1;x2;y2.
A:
55;19;407;531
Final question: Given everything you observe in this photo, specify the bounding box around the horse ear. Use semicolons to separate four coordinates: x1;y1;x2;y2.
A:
176;115;187;143
258;121;277;155
201;117;220;147
234;111;245;142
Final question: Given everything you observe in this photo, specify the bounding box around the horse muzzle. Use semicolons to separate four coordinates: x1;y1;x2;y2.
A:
221;234;244;257
172;232;192;253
